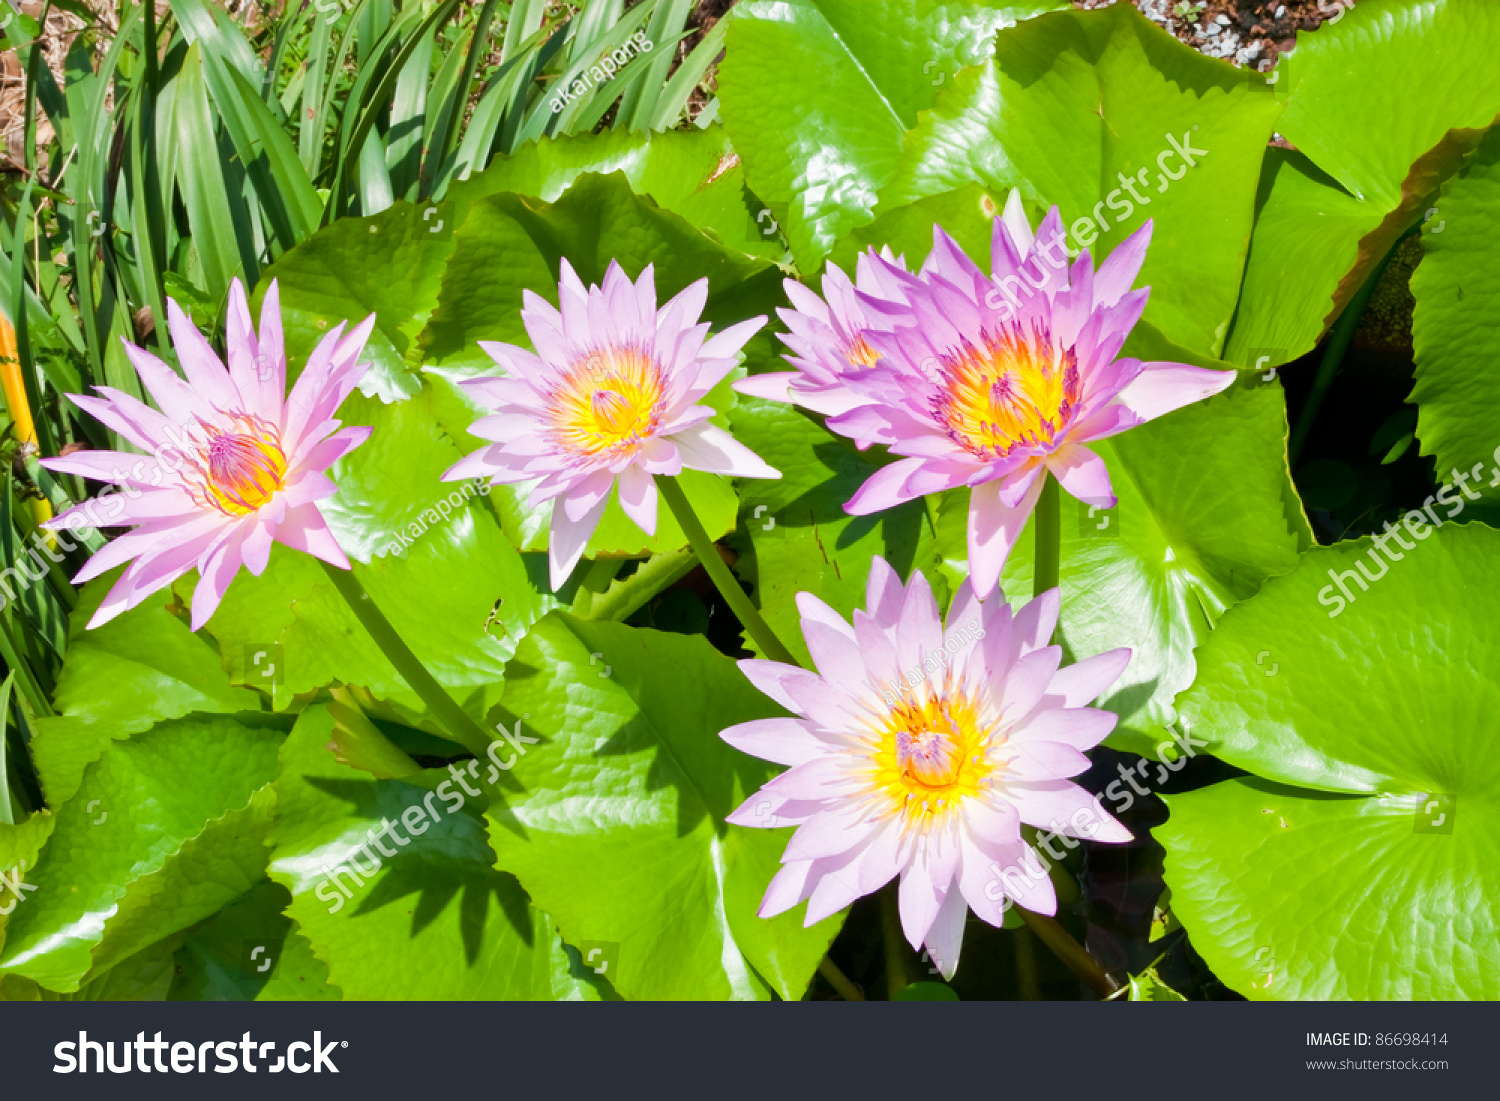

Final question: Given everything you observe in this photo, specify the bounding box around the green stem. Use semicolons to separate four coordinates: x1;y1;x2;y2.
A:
817;957;864;1001
1022;470;1121;997
320;560;492;759
1013;924;1041;1000
1288;239;1404;466
880;882;911;999
1017;908;1119;998
1033;471;1060;601
655;475;797;666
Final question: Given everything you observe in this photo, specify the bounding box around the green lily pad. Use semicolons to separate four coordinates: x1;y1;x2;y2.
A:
0;715;282;993
1159;525;1500;999
445;124;784;261
1410;128;1500;495
256;199;458;403
50;570;259;737
1221;148;1384;368
168;880;340;1001
718;0;1064;270
486;612;844;1000
202;493;552;730
267;705;611;1000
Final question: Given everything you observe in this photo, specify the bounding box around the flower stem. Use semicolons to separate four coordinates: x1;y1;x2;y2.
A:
1013;924;1042;1000
818;957;864;1001
655;475;798;666
1016;908;1120;998
880;882;911;999
1033;471;1061;601
320;560;492;759
1025;471;1121;997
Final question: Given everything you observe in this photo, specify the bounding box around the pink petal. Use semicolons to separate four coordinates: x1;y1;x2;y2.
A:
276;503;351;569
547;488;610;590
254;279;287;414
732;372;798;403
1005;740;1093;781
699;316;765;360
1012;587;1060;655
998;188;1035;256
737;658;814;714
1011;707;1117;751
1007;781;1132;842
844;456;926;516
166;298;239;413
1093;220;1152;308
759;860;815;918
1047;648;1130;708
720;717;826;768
1046;444;1116;509
1114;362;1236;422
899;838;950;949
967;473;1044;598
922;877;967;981
190;528;248;631
865;556;905;623
784;801;883;863
800;619;868;690
616;464;657;535
795;591;857;641
998;646;1062;722
670;423;780;480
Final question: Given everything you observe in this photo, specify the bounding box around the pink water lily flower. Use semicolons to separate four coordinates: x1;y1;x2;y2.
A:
42;278;376;630
735;246;910;422
443;259;780;589
739;191;1236;597
721;557;1131;979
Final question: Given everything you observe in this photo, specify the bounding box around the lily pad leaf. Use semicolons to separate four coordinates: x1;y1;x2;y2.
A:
1159;525;1500;999
267;705;609;1000
0;715;282;993
486;612;844;1000
1410;127;1500;494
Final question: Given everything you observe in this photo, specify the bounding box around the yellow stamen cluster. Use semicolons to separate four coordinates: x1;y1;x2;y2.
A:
550;345;663;459
870;689;997;827
845;334;881;369
185;414;287;516
934;326;1078;460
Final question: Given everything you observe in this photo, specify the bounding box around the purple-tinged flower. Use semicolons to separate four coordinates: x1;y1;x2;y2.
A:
443;259;780;589
739;191;1236;597
41;278;376;630
721;557;1131;979
735;246;910;425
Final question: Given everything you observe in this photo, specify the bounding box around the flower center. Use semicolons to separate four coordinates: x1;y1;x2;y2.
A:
552;346;663;459
896;724;962;787
186;415;287;516
873;691;995;823
845;334;881;369
932;324;1078;460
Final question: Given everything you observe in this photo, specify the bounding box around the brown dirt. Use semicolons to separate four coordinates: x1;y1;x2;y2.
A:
1075;0;1351;68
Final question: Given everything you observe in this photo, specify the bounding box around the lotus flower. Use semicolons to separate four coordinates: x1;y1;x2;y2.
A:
443;259;780;589
735;246;910;421
42;278;375;630
721;557;1131;979
737;191;1235;596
